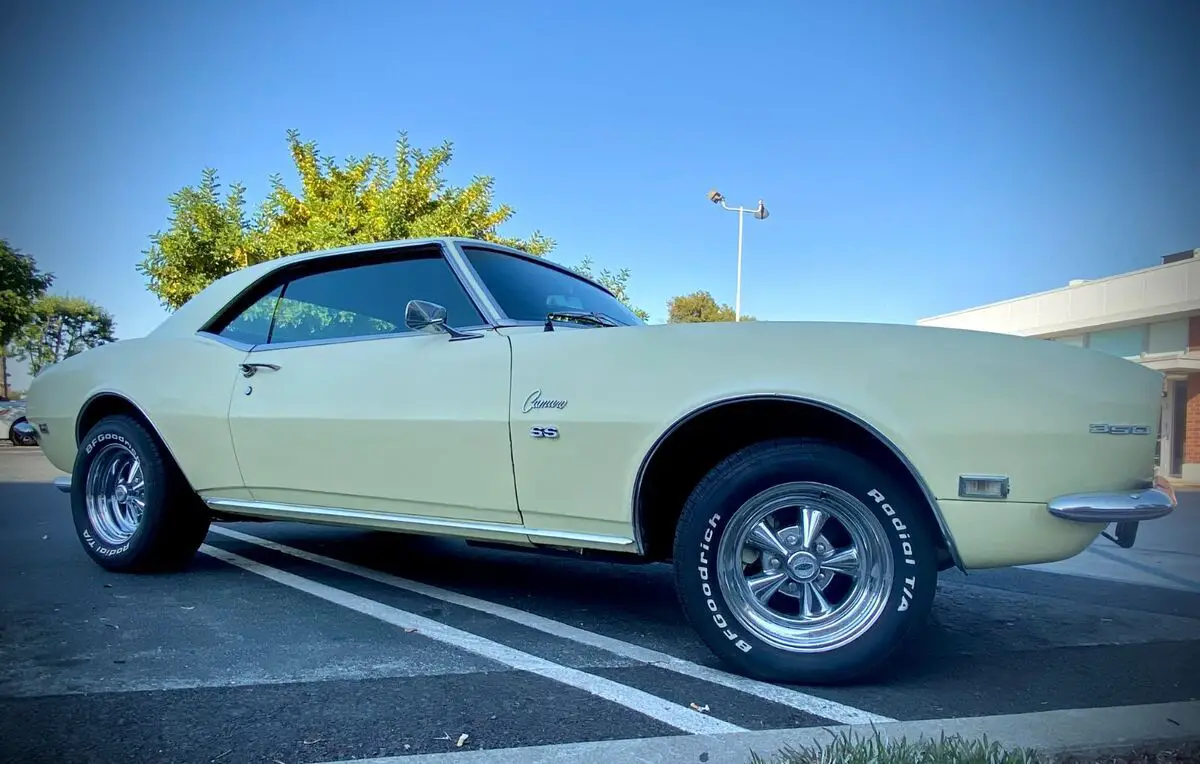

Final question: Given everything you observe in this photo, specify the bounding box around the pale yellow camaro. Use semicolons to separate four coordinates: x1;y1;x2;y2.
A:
26;237;1176;684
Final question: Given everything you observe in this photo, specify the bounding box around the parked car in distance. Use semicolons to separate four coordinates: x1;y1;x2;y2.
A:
25;237;1177;684
0;398;36;446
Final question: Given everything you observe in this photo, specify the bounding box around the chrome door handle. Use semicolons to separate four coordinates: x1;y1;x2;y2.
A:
240;363;281;378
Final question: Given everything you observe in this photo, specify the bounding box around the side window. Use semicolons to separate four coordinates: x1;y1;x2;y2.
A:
216;286;283;345
266;250;485;345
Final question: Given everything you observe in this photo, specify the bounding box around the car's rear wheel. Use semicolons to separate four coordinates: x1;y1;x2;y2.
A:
672;437;937;684
71;414;211;572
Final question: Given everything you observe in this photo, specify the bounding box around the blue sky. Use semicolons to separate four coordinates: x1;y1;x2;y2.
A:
2;0;1197;389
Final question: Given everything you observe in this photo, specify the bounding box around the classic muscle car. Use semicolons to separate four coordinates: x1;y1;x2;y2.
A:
25;237;1177;684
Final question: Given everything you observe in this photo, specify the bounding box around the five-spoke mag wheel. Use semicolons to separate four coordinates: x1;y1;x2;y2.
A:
717;482;893;654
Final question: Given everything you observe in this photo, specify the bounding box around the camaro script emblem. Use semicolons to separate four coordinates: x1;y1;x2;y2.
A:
523;389;567;414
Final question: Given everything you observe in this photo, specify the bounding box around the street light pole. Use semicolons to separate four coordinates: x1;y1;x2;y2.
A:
707;190;768;321
736;206;744;321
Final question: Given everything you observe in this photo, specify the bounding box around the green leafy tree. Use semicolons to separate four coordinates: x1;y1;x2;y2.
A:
1;239;55;347
10;295;116;376
139;129;645;318
0;239;55;397
138;169;253;312
666;290;755;323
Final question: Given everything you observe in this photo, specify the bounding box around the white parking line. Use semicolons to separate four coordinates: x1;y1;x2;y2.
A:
198;544;743;737
209;526;894;725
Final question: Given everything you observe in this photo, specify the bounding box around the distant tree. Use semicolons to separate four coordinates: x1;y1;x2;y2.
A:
10;295;116;376
666;290;755;323
0;239;55;397
572;257;650;322
140;129;647;319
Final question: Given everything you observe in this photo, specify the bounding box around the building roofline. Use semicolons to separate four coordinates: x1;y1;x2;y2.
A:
917;254;1198;324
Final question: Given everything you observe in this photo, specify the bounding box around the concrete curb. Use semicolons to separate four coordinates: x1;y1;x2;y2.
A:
315;701;1200;764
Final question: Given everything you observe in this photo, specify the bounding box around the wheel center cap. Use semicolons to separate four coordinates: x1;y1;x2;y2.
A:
114;484;129;503
787;551;820;581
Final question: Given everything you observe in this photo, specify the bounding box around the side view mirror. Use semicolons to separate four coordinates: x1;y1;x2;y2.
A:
405;299;448;333
404;299;484;342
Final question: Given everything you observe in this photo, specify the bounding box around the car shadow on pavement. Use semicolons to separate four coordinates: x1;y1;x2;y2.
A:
207;522;1200;698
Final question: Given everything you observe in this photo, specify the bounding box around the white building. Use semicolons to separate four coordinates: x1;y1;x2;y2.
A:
918;249;1200;484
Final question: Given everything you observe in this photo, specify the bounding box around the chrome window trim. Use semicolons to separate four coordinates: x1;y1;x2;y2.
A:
249;325;496;353
198;241;503;350
630;394;966;571
203;497;637;548
442;241;507;325
198;324;498;353
196;332;257;352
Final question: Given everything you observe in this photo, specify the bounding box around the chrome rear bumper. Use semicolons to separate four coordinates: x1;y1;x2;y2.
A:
1048;477;1177;524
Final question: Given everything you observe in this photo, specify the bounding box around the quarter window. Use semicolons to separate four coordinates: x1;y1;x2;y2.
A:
216;286;282;345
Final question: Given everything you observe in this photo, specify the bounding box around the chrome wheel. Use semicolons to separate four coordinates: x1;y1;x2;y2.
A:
716;481;894;653
85;442;147;546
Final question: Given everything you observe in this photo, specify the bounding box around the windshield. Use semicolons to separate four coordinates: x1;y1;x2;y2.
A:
461;246;644;326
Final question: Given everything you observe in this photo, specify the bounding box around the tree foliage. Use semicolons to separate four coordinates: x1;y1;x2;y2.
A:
573;257;650;322
666;290;755;323
10;295;116;376
0;239;55;348
140;129;644;319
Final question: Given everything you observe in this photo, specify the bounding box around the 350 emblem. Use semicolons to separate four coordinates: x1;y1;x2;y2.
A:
529;425;559;439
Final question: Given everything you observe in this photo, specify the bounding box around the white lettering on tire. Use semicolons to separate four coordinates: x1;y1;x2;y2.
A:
696;512;753;654
85;432;131;455
82;527;130;557
866;488;920;612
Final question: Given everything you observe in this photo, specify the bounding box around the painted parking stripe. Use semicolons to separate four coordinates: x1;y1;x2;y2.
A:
198;544;744;736
210;526;894;725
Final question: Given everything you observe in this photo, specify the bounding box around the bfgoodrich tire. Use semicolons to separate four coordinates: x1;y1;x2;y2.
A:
673;437;938;685
71;415;211;572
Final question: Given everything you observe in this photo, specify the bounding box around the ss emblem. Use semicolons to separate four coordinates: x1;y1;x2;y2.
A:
529;425;559;439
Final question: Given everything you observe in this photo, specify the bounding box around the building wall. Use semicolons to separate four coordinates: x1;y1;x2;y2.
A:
1186;375;1200;481
1185;317;1200;481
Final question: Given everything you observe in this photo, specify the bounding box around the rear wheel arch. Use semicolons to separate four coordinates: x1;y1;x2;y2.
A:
75;393;190;484
631;395;962;570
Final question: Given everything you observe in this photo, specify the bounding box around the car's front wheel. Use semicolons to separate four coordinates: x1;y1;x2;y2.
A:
71;414;211;572
673;437;938;685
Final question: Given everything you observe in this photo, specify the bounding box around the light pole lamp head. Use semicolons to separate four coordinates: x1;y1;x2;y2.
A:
707;189;724;204
753;199;769;220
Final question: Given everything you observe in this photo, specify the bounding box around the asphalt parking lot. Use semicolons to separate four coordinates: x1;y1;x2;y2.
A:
2;446;1199;763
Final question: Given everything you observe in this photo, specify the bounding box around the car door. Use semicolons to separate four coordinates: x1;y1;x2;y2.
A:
222;245;522;528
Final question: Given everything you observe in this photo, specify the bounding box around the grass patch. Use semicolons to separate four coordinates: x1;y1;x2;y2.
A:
749;729;1200;764
750;729;1042;764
